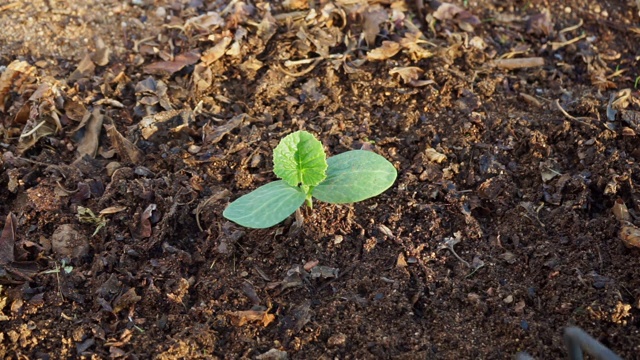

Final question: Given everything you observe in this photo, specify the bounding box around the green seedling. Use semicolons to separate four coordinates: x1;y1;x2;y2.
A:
223;131;397;228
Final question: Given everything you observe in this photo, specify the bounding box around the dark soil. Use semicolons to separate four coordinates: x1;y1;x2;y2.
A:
1;0;640;359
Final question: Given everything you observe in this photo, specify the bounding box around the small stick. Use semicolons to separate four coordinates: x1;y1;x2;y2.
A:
554;99;598;129
489;57;544;70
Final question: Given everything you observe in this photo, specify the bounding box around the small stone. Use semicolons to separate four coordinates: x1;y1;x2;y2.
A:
256;349;288;360
51;224;89;259
155;7;166;18
327;333;347;348
503;295;514;304
106;162;122;176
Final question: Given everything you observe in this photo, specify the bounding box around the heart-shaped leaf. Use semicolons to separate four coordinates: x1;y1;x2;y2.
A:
273;131;327;188
223;180;306;228
312;150;397;204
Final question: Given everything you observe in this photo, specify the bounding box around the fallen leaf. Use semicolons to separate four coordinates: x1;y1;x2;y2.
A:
184;11;225;32
201;37;232;65
389;66;424;84
431;1;480;32
143;50;200;75
139;204;157;238
425;148;447;163
363;8;387;46
526;9;553;36
68;53;96;82
366;41;401;61
612;198;630;222
0;213;17;266
105;123;144;164
203;114;246;144
620;225;640;248
75;107;104;159
226;307;275;327
0;60;37;112
112;287;141;313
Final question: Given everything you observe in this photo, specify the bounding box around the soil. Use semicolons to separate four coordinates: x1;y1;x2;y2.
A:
1;0;640;359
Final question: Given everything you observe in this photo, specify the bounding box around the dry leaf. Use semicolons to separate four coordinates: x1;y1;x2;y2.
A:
399;33;434;61
526;9;553;36
193;63;213;93
389;66;424;84
0;60;37;112
75;107;104;159
68;53;96;82
144;50;200;75
366;41;401;61
203;114;246;144
612;198;630;222
620;224;640;248
363;8;388;46
184;11;224;32
425;148;447;163
201;37;232;65
432;1;480;32
226;308;275;327
112;287;141;313
139;204;157;238
0;213;17;266
105;123;144;163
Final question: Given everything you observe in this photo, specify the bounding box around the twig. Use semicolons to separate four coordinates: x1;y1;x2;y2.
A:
550;33;586;51
275;58;322;77
489;57;544;70
553;99;599;129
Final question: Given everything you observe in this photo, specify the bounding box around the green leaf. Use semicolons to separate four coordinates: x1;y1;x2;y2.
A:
223;180;306;228
312;150;397;204
273;131;328;188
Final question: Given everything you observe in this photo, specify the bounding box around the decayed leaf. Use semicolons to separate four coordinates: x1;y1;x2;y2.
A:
363;8;388;46
112;287;141;313
17;82;64;154
226;308;275;327
390;66;424;84
425;148;447;163
399;33;434;61
68;53;96;82
75;107;104;159
143;50;200;75
0;213;17;266
612;198;630;222
366;41;401;61
138;109;192;140
184;11;225;32
201;37;232;65
257;11;277;43
91;36;111;66
620;225;640;249
203;114;246;144
139;204;157;238
105;123;144;163
0;60;37;112
432;1;480;32
526;9;553;36
192;63;213;93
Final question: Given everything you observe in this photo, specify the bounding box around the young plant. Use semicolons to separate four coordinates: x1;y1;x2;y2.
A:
223;131;397;228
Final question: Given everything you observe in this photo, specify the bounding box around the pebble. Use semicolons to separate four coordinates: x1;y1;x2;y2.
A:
327;333;347;348
51;224;89;259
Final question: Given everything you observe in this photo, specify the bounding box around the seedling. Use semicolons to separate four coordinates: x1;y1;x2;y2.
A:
223;131;397;228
